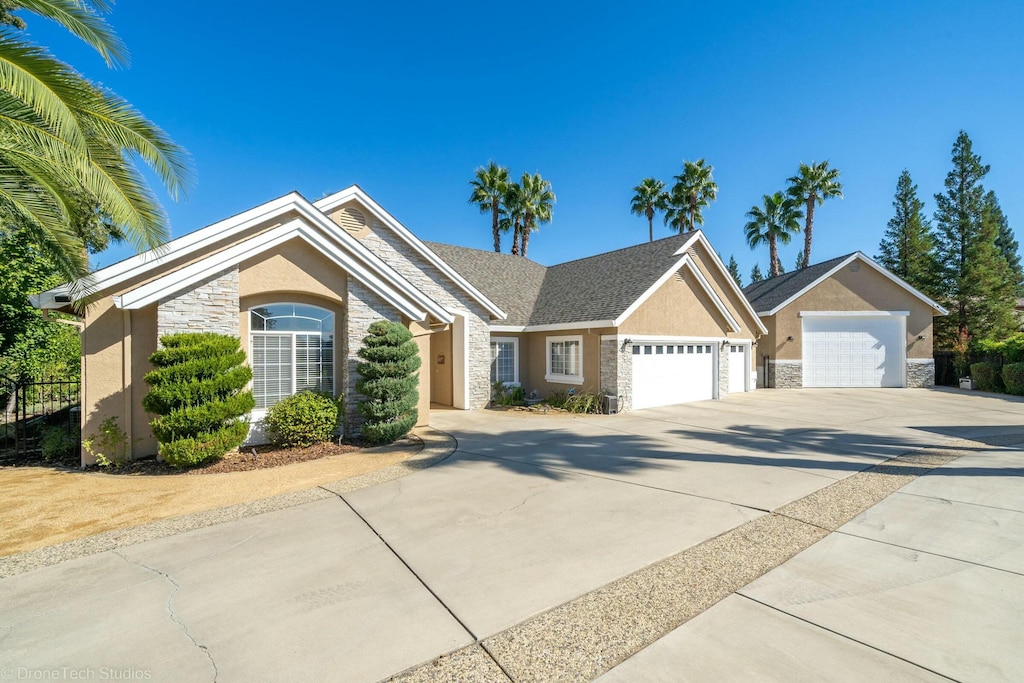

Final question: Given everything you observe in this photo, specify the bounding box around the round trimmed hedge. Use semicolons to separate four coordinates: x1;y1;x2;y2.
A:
265;391;340;447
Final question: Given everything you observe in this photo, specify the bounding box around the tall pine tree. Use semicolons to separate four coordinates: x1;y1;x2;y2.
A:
750;264;764;283
986;190;1024;297
727;255;742;287
933;132;1017;348
877;170;938;297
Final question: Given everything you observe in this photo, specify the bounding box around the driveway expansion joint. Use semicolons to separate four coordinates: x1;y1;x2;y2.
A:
113;550;218;682
735;593;959;682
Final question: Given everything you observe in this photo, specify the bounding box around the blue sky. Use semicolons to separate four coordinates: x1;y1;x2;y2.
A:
25;1;1024;281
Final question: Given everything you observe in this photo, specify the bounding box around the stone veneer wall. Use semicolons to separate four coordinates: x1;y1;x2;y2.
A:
599;338;633;412
717;346;729;399
769;361;803;388
906;359;935;388
156;268;239;339
344;280;402;433
361;222;492;409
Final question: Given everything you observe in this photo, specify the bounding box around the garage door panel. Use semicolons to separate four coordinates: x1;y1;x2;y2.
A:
802;316;903;388
632;343;714;409
728;345;747;394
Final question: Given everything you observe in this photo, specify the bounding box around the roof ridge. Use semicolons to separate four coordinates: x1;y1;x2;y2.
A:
548;232;691;270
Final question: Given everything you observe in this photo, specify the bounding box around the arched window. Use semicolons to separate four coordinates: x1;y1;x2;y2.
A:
249;303;334;410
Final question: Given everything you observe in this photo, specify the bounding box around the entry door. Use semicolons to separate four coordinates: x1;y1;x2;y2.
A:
802;316;904;387
631;343;714;410
430;328;453;405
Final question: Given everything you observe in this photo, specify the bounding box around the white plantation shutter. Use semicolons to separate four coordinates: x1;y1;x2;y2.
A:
249;304;335;409
251;334;293;409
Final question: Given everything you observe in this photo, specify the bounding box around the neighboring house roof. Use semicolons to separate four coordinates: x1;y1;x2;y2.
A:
429;231;766;334
743;251;949;316
33;191;458;324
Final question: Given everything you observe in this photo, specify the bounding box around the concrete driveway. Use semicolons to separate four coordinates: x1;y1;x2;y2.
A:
1;388;1021;682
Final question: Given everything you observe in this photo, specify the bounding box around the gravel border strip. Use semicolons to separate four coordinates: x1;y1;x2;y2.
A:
0;428;457;579
394;436;1008;683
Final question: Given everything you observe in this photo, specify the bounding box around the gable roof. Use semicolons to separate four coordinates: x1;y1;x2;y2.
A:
743;251;948;316
33;191;456;323
314;186;505;320
427;231;766;334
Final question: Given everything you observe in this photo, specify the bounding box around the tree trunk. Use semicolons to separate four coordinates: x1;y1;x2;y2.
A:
521;217;531;258
492;201;501;252
511;220;520;256
689;194;697;232
803;195;816;266
647;207;654;242
769;237;779;277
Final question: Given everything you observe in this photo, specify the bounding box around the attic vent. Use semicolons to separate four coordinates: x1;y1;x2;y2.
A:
675;269;686;283
336;207;367;235
849;262;861;272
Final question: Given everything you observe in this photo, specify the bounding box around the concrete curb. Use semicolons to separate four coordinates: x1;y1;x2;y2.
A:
0;428;457;579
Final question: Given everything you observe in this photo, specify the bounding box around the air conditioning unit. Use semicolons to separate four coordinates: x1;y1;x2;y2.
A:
602;394;619;415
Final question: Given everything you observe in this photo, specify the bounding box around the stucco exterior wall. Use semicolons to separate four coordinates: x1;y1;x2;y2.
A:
768;265;935;361
523;327;614;398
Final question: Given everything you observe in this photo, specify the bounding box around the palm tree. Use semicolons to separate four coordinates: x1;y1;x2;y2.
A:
744;192;803;277
468;161;509;252
666;159;717;233
503;181;524;256
629;178;666;242
518;172;555;258
787;161;843;267
0;1;193;286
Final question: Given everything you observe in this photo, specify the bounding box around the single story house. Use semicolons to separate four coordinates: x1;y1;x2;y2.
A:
35;186;764;465
743;252;948;389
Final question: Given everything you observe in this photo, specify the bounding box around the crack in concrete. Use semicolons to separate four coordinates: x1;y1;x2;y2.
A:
114;551;218;682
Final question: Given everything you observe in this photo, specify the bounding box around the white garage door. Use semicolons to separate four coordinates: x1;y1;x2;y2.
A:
632;343;714;410
728;345;748;393
802;316;904;388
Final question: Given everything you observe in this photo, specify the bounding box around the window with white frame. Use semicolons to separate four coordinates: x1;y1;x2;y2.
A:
546;335;583;384
250;303;334;410
490;337;519;385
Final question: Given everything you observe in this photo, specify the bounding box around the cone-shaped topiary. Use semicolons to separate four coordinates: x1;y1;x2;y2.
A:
143;333;255;468
356;320;421;445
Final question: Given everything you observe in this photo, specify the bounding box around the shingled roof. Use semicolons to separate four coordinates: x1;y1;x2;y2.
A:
425;234;692;327
742;253;853;314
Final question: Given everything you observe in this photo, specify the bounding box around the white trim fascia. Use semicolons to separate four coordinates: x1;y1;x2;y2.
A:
681;257;742;333
314;185;507;321
672;230;768;334
622;334;739;344
764;252;949;317
113;220;445;323
611;254;690;327
44;192;308;303
492;320;616;333
799;310;910;318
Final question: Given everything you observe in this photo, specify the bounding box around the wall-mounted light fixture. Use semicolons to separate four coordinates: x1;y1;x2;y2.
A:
918;334;926;340
621;338;633;352
786;335;794;342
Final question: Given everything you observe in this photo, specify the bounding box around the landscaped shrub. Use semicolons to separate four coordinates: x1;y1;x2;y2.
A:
1002;362;1024;396
970;361;1003;393
143;333;254;468
564;391;602;414
491;381;525;406
265;391;340;447
545;389;569;408
977;334;1024;364
40;424;79;463
356;321;421;445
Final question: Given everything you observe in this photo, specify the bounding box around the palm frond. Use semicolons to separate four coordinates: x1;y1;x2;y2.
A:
17;0;129;67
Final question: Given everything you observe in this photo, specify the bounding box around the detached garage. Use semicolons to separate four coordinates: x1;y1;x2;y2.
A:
743;252;947;389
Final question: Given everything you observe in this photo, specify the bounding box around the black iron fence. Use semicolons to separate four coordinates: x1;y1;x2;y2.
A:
1;376;80;465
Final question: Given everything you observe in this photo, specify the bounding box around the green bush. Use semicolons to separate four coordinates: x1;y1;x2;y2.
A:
970;361;1003;393
40;425;79;463
976;334;1024;363
356;321;421;445
545;389;569;408
143;333;255;468
564;392;602;414
1002;362;1024;396
491;381;525;406
265;392;340;447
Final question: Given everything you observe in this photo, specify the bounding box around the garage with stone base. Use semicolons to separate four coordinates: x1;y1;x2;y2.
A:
743;252;947;389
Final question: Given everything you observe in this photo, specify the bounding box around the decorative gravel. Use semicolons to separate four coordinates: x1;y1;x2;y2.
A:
387;645;510;683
